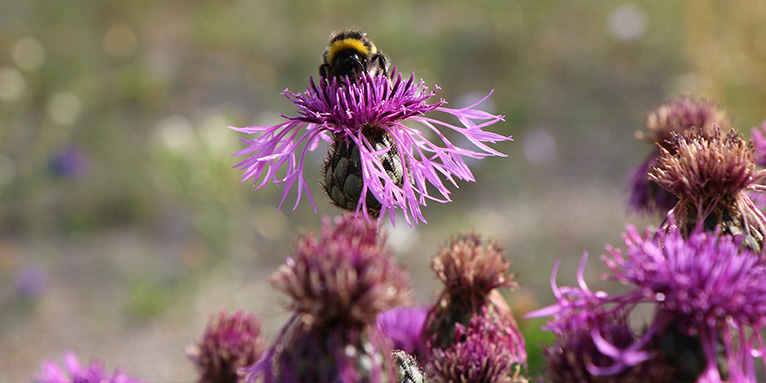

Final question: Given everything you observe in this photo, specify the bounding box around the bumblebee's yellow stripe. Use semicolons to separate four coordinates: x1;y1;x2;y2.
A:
327;38;372;63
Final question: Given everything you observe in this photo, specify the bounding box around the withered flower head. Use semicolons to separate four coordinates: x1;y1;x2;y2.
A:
431;233;517;297
422;233;525;365
245;215;413;383
649;128;766;248
187;310;266;383
628;96;730;215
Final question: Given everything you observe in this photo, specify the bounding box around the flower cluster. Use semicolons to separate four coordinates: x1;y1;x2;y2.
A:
232;70;510;227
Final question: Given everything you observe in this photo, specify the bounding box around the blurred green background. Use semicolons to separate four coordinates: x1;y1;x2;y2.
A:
2;0;766;380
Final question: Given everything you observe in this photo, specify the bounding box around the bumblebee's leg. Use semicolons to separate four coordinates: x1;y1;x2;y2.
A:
370;53;388;77
319;63;330;79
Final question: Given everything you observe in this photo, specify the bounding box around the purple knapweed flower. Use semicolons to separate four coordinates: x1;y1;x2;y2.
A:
603;226;766;382
422;233;524;362
231;70;510;227
627;96;729;216
377;305;428;360
36;351;141;383
649;128;766;251
244;215;413;383
426;313;527;383
187;309;267;383
529;226;766;382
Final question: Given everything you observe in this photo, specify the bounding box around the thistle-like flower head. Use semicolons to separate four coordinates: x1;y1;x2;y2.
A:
530;226;766;382
604;227;766;382
423;233;525;364
651;128;755;201
427;314;526;383
649;128;766;247
270;215;412;324
431;233;517;297
245;215;413;383
605;227;766;339
628;96;730;215
36;352;141;383
232;71;510;227
187;310;267;383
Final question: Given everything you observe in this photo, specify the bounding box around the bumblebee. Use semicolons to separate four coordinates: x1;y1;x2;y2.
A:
319;29;389;82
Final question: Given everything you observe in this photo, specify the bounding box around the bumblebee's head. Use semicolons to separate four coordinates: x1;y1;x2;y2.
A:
320;30;388;82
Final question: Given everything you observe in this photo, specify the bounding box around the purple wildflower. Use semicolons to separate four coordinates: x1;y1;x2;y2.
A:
422;233;525;366
377;305;428;360
604;226;766;381
49;147;90;179
649;128;766;251
36;351;141;383
187;309;266;383
627;96;729;215
529;226;766;382
231;71;510;227
427;313;527;383
244;215;413;383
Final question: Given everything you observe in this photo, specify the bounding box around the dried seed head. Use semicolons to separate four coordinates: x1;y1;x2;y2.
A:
650;128;754;200
431;233;516;297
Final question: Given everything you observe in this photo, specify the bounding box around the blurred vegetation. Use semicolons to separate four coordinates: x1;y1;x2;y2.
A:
1;0;766;380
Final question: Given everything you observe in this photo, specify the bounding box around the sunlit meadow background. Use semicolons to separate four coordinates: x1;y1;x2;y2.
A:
2;0;766;380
